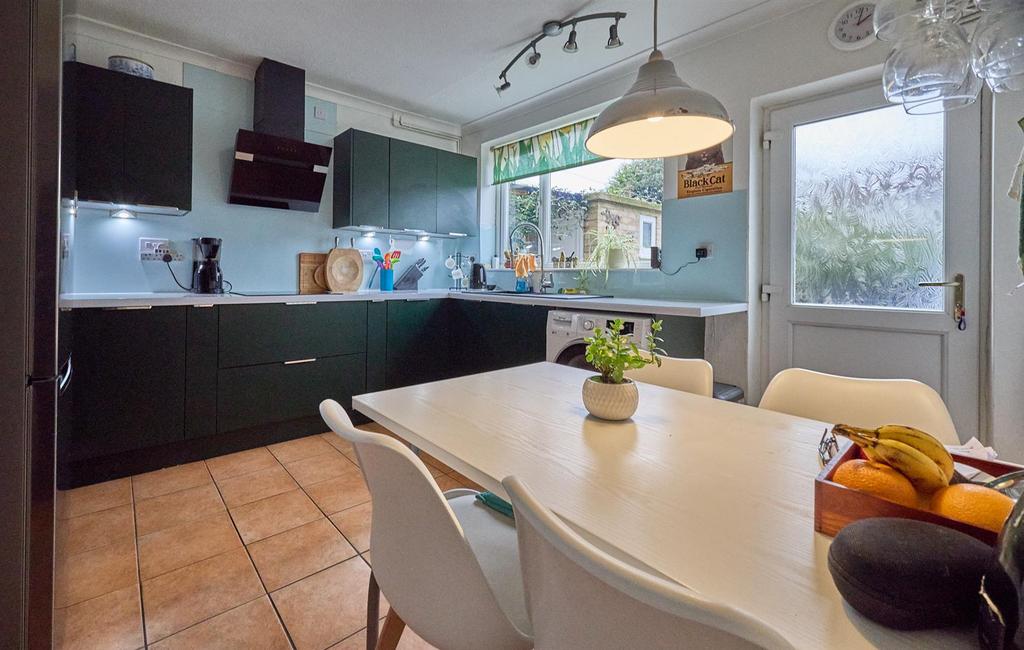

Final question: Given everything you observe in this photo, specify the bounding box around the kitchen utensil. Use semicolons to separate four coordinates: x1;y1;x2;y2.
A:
298;252;328;294
395;263;425;290
325;247;363;292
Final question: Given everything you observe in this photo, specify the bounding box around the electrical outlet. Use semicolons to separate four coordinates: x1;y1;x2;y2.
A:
695;243;713;260
139;237;183;262
313;104;326;120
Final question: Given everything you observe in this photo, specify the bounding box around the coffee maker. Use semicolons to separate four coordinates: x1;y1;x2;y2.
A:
192;237;224;294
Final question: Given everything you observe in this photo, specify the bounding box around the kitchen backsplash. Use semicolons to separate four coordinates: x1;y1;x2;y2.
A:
62;63;473;294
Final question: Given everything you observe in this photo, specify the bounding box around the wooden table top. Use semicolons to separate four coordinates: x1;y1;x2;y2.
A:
353;362;975;649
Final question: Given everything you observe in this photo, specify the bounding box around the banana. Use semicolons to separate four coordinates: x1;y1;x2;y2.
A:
869;438;949;493
833;423;952;493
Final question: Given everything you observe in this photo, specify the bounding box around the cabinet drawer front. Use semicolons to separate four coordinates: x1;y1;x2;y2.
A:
217;353;366;433
219;301;367;368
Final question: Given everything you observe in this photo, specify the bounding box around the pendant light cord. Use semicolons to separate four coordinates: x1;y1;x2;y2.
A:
653;0;658;51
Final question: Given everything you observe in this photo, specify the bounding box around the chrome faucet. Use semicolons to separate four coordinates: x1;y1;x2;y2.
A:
509;221;553;293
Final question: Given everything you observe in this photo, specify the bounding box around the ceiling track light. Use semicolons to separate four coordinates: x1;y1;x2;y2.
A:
495;11;627;94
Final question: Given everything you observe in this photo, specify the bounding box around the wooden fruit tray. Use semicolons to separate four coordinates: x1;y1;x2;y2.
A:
815;442;1022;545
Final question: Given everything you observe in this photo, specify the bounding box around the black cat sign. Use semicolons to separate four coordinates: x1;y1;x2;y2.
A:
677;143;733;199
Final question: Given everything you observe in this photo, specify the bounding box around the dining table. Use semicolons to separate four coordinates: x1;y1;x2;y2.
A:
352;362;977;649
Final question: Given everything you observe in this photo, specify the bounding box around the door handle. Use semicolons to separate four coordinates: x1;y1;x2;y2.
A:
919;273;965;330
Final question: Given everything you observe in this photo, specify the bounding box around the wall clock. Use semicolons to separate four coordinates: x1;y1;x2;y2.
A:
829;2;878;51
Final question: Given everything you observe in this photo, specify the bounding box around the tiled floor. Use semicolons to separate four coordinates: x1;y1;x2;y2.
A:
53;423;481;650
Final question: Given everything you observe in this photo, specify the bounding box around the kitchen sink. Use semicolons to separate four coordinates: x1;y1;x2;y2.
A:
465;290;612;300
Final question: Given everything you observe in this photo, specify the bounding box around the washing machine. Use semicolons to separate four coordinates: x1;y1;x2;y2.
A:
546;309;654;369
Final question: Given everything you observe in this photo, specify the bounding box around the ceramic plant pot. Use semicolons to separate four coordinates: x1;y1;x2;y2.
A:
582;376;639;421
606;248;628;270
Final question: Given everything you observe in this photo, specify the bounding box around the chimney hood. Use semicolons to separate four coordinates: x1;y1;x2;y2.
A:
229;59;332;212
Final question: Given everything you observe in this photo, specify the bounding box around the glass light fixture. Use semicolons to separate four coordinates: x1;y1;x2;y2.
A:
586;0;733;158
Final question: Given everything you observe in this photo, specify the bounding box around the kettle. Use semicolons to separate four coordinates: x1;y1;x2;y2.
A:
470;263;487;289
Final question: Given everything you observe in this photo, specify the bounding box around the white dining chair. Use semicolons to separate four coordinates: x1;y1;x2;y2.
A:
625;353;714;397
758;368;960;444
501;475;793;650
319;400;532;650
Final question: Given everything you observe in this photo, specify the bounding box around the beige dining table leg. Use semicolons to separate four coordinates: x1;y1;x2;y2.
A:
375;608;406;650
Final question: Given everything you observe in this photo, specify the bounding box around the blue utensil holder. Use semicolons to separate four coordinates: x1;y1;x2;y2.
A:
380;268;394;292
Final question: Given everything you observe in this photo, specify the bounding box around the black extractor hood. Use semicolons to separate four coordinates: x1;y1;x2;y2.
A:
228;59;332;212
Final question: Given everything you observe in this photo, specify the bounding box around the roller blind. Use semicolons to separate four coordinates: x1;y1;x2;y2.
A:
491;117;604;184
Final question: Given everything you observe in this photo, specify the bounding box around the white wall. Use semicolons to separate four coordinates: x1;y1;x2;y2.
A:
990;93;1024;460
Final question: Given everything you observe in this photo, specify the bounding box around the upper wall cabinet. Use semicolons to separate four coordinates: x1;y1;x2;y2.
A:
389;139;438;233
331;128;478;237
62;62;193;215
436;150;478;237
333;129;390;229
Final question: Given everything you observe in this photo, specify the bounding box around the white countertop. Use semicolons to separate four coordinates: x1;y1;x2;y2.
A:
59;289;748;318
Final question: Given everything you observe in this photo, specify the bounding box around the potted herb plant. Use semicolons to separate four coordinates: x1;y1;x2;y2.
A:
585;228;638;281
582;318;664;421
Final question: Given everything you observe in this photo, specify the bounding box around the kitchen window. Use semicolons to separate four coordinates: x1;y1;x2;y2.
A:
493;118;664;268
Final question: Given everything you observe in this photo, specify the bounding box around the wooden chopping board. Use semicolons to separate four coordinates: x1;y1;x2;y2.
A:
325;248;363;293
298;253;328;294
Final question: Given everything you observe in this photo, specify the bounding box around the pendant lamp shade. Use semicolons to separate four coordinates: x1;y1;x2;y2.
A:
586;50;734;159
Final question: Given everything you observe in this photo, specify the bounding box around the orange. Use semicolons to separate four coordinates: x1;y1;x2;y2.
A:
832;459;920;508
929;484;1015;533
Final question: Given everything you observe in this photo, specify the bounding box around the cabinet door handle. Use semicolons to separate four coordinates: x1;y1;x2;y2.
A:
102;305;152;310
285;301;317;306
283;358;317;365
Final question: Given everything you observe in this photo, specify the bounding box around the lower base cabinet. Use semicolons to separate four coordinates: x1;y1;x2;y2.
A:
217;353;366;434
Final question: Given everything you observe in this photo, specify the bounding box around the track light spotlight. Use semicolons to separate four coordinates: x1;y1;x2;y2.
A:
495;75;511;94
606;20;622;48
563;25;578;52
527;46;541;67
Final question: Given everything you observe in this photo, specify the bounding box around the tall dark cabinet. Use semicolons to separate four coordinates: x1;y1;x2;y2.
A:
389;139;438;232
332;129;390;229
436;149;478;236
62;61;193;213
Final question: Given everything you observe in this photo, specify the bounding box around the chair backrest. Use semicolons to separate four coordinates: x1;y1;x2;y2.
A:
319;401;531;650
502;476;793;650
625;354;714;397
758;368;959;444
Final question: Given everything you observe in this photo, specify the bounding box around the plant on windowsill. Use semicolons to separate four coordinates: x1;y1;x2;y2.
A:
585;227;639;282
582;318;664;421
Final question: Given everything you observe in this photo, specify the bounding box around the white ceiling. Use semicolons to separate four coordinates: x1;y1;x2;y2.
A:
67;0;817;127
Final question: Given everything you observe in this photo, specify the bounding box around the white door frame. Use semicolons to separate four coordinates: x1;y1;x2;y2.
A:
757;82;991;438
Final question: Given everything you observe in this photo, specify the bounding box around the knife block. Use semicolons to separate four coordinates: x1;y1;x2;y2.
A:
395;265;424;290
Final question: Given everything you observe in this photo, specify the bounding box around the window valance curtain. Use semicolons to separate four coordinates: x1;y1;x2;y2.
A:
491;117;603;184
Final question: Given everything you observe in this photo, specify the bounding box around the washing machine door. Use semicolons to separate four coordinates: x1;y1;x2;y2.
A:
554;342;597;372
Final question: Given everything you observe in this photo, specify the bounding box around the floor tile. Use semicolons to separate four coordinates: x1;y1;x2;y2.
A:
206;447;279;482
267;435;334;463
216;464;298;508
284;450;358;487
229;489;322;543
248;518;356;591
135;482;225;537
320;432;355;456
54;536;138;608
56;503;134;557
271;558;374;650
141;546;264;642
433;474;464;493
330;502;372;553
53;584;144;650
138;511;242;580
132;461;211;501
304;470;371;515
57;478;131;520
329;626;440;650
148;596;290;650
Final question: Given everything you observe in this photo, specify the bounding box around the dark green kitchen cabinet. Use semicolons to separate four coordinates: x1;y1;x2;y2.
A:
62;61;192;212
333;129;390;229
217;353;366;434
452;301;549;373
386;299;451;387
185;305;219;439
218;301;367;368
436;150;478;237
67;307;187;461
389;139;438;233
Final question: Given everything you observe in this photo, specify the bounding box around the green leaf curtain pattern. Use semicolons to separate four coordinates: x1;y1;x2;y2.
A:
491;117;604;185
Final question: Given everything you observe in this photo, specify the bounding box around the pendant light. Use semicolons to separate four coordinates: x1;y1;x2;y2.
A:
586;0;734;159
